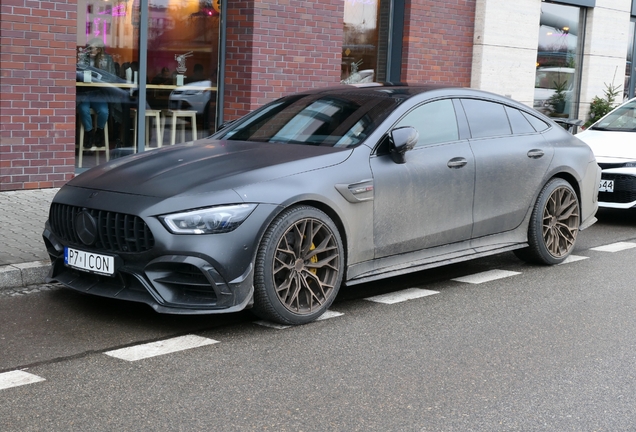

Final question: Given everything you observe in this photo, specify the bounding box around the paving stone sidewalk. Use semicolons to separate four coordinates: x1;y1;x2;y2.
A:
0;188;59;290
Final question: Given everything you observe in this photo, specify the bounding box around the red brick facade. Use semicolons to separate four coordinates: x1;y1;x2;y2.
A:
1;0;476;191
401;0;476;85
223;0;344;120
0;0;78;191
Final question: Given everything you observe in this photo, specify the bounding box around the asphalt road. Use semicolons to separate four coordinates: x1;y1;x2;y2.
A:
1;208;635;431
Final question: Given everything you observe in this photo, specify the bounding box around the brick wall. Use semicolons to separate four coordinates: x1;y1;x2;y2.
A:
0;0;77;191
223;0;344;120
401;0;476;85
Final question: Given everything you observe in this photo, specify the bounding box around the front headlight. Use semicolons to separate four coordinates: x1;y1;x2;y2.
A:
159;204;257;234
623;162;636;168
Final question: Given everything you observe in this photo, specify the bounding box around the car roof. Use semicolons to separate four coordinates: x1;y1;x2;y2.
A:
291;83;514;103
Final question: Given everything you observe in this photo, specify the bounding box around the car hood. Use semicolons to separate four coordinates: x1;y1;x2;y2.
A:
68;139;352;198
575;129;636;160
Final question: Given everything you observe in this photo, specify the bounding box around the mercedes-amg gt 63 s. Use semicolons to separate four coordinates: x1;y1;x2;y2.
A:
43;84;600;325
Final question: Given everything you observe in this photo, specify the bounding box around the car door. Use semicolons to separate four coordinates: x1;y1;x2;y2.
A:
459;99;554;238
370;98;475;258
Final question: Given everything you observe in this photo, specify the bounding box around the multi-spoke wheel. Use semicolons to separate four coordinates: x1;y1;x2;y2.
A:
253;205;344;325
515;178;580;265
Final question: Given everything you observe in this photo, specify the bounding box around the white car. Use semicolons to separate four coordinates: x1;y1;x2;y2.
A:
168;80;213;115
576;97;636;209
533;67;574;115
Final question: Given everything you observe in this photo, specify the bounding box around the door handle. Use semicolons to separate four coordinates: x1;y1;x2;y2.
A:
447;157;468;169
527;149;545;159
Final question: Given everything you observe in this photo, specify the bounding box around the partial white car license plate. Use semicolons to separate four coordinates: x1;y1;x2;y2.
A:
64;247;115;276
599;179;614;193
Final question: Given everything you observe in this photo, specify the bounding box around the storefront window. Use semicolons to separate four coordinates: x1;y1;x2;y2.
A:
627;19;635;100
534;2;585;119
145;0;220;147
341;0;390;84
75;0;220;170
75;0;140;169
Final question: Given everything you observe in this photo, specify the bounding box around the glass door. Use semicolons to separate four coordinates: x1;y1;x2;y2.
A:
75;0;141;169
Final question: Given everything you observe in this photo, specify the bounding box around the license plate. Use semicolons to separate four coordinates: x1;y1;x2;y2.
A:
64;247;115;276
599;179;614;193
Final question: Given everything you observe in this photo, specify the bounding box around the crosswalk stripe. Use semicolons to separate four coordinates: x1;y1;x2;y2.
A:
0;370;45;391
365;287;439;304
452;269;521;284
104;335;219;362
254;309;344;329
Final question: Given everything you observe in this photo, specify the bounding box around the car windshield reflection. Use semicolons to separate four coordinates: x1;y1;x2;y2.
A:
216;93;399;147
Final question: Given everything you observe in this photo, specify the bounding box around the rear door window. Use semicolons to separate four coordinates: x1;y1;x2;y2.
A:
460;99;512;138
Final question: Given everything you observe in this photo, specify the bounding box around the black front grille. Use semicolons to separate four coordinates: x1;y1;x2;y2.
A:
49;203;155;253
599;174;636;204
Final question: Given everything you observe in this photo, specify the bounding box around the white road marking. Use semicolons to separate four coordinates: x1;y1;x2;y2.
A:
104;335;219;362
590;242;636;253
0;370;45;391
452;269;521;284
253;321;291;330
316;310;344;320
253;310;344;329
559;254;589;265
364;287;439;304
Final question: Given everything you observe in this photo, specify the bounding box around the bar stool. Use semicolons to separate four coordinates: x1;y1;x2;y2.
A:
78;108;109;168
162;109;198;145
131;108;163;150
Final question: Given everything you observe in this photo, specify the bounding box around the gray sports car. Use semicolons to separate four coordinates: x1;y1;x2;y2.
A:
43;84;600;325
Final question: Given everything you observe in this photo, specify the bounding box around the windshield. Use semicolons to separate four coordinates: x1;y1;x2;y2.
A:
215;92;400;147
591;99;636;132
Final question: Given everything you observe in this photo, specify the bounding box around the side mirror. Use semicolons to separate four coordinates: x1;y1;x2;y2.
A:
389;126;418;164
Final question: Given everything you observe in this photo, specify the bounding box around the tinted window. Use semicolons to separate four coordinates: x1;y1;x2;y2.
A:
461;99;512;138
521;111;550;132
505;106;537;134
395;99;459;146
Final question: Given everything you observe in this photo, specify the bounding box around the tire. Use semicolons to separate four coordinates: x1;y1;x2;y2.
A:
514;178;580;265
252;205;344;325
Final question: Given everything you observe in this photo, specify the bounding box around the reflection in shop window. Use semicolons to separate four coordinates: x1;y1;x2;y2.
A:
534;2;584;120
342;0;390;84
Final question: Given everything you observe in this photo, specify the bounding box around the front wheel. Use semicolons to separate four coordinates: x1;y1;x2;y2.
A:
252;206;344;325
514;178;580;265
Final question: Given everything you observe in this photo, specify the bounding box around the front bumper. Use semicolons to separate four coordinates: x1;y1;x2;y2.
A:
44;222;254;314
41;188;280;315
598;168;636;209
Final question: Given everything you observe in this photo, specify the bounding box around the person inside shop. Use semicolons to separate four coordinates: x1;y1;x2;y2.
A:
186;63;205;83
151;67;172;85
77;38;116;148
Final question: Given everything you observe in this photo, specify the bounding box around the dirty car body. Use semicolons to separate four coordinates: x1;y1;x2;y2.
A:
43;84;600;325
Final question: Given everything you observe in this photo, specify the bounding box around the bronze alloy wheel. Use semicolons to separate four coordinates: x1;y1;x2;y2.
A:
253;206;344;325
515;178;580;265
542;185;579;258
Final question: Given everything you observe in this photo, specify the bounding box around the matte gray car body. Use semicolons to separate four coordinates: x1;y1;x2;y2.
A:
43;85;600;323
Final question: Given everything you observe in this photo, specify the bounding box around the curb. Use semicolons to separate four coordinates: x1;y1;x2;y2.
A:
0;261;51;291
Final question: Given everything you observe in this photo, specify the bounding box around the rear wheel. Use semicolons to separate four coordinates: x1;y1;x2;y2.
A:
514;178;580;265
252;206;344;325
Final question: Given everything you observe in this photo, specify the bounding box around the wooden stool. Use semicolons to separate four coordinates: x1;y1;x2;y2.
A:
162;110;198;145
78;108;110;168
132;108;163;150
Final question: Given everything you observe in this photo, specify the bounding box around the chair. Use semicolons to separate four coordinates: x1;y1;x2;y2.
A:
131;108;163;150
78;108;109;168
162;109;198;145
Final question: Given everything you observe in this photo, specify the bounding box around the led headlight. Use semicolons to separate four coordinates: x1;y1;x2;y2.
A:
160;204;257;234
623;162;636;168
